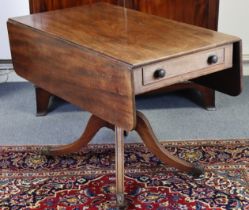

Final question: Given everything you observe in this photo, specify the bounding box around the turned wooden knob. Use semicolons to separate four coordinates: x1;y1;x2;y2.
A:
207;55;218;65
154;69;166;79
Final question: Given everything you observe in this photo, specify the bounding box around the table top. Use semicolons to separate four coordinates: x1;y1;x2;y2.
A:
8;2;242;131
10;2;239;67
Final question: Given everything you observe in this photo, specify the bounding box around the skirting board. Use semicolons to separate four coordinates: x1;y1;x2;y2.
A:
0;59;12;64
244;54;249;63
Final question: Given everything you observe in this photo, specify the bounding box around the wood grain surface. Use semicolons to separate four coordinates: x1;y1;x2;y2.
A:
8;20;136;131
115;126;125;206
29;0;219;30
12;3;238;67
8;2;242;130
28;0;219;111
29;0;120;13
133;44;233;94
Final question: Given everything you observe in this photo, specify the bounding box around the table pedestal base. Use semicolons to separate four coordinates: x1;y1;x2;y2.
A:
35;87;53;116
42;111;204;207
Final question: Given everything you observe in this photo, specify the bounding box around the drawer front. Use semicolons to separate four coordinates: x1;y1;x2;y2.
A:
134;44;233;94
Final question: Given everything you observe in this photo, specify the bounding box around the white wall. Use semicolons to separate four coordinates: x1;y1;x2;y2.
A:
219;0;249;59
0;0;29;59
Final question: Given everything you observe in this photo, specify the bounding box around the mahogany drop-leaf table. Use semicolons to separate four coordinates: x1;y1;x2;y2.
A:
8;3;242;208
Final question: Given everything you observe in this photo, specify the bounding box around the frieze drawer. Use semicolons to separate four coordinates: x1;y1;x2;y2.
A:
133;44;233;94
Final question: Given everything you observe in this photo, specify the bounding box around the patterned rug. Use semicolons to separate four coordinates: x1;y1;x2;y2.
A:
0;139;248;209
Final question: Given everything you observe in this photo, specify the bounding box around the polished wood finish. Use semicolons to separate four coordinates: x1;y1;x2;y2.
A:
134;0;219;30
115;126;126;207
11;4;238;67
8;3;241;206
9;3;239;110
134;44;233;94
29;0;120;13
8;6;137;131
44;111;202;175
29;0;219;112
135;111;203;176
142;45;231;86
8;2;242;147
8;3;241;129
29;0;219;31
42;115;114;156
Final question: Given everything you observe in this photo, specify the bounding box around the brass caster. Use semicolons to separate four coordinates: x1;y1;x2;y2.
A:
116;193;127;209
124;131;129;137
189;164;205;179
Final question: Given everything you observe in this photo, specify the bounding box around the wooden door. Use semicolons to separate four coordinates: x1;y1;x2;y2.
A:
127;0;219;30
29;0;219;30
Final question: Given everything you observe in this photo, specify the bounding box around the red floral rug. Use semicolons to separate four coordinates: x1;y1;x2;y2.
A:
0;139;248;209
